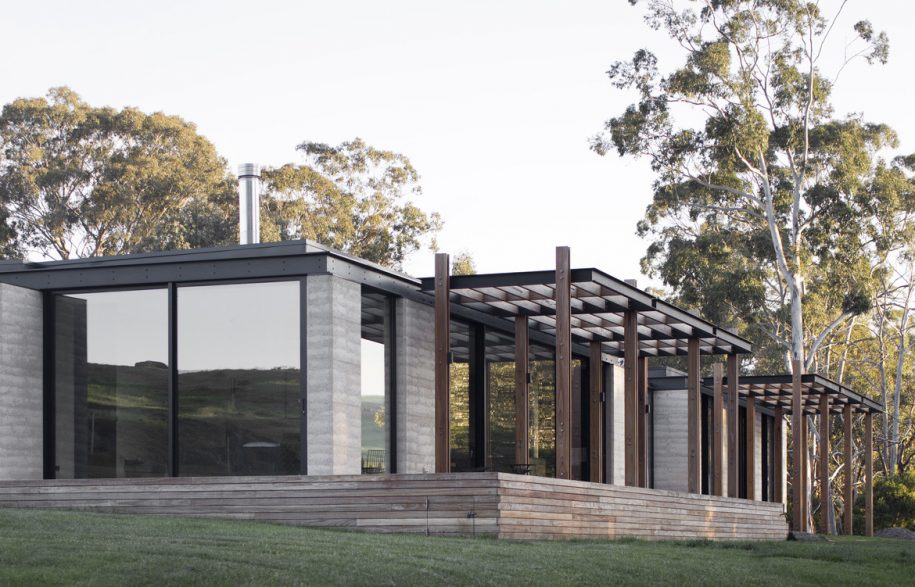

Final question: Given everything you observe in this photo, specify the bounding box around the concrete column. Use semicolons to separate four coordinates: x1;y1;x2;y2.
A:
0;284;44;480
652;387;688;492
607;364;626;485
394;298;435;473
306;275;362;475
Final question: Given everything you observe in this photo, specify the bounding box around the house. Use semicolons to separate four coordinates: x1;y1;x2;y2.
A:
0;168;880;539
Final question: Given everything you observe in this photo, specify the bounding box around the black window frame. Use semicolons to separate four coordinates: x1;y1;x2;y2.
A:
44;275;399;480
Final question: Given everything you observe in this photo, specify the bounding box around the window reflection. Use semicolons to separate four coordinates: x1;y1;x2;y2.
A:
177;281;300;476
485;329;515;473
361;291;391;474
529;343;556;477
55;289;168;478
450;321;473;471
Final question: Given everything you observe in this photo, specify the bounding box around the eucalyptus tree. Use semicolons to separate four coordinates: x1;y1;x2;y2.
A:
594;0;904;532
0;87;237;259
593;0;893;373
260;138;441;270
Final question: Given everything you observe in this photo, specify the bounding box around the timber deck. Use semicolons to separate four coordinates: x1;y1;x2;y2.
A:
0;473;788;540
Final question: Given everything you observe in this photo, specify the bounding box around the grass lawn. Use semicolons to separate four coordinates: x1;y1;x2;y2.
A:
0;508;913;586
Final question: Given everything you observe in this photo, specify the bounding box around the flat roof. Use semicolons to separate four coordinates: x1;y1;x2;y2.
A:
419;268;753;358
0;240;421;294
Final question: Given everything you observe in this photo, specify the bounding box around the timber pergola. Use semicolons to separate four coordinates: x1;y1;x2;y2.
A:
732;369;880;537
421;247;752;491
655;368;882;536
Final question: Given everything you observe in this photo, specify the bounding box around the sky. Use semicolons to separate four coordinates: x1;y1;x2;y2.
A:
3;1;915;284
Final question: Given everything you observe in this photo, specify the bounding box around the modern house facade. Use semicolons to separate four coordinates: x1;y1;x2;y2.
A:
0;175;882;539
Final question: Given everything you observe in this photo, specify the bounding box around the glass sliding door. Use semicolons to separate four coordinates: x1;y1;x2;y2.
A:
177;281;301;476
54;289;168;478
360;291;392;474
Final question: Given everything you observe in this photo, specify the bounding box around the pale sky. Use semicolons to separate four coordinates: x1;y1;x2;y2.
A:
4;1;914;284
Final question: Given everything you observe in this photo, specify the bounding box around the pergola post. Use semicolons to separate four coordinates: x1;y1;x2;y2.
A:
637;356;648;487
623;310;638;486
746;396;756;500
589;341;603;483
555;246;572;480
843;403;853;535
818;393;831;534
687;337;700;494
434;253;451;473
712;363;724;496
865;412;874;537
774;406;784;504
791;360;803;531
727;354;740;498
801;404;809;531
514;316;530;470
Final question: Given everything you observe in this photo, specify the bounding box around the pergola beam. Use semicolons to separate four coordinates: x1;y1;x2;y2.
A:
746;396;756;500
590;340;603;483
514;316;529;469
844;403;853;535
434;253;450;473
819;394;831;534
555;246;572;480
727;354;740;498
624;310;638;486
774;406;784;504
791;361;804;531
865;412;874;537
687;338;701;494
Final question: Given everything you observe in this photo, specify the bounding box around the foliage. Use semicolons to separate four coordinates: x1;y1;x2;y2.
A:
451;251;477;275
856;472;915;531
0;87;237;259
597;0;915;528
260;138;441;269
593;1;899;372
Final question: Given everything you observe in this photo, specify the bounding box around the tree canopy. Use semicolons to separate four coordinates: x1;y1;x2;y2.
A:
0;90;442;270
260;138;441;269
593;0;903;373
0;87;237;259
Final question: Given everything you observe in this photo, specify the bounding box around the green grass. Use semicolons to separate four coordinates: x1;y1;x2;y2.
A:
0;508;913;586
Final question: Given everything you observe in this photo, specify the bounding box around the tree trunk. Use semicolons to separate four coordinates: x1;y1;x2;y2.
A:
790;280;805;367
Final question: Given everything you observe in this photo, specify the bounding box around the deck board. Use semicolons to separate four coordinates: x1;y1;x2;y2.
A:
0;473;787;540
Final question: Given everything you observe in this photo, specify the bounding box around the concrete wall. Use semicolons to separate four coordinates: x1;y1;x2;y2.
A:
306;275;362;475
652;388;689;492
394;298;435;473
0;283;44;480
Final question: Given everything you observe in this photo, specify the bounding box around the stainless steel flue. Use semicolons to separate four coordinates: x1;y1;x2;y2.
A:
238;163;261;245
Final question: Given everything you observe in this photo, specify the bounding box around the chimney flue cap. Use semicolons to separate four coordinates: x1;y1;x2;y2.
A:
238;163;260;178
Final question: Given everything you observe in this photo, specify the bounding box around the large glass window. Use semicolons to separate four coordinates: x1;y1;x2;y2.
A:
361;291;392;474
177;282;300;476
485;329;516;473
450;321;474;471
54;289;168;478
529;343;556;477
571;357;588;481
